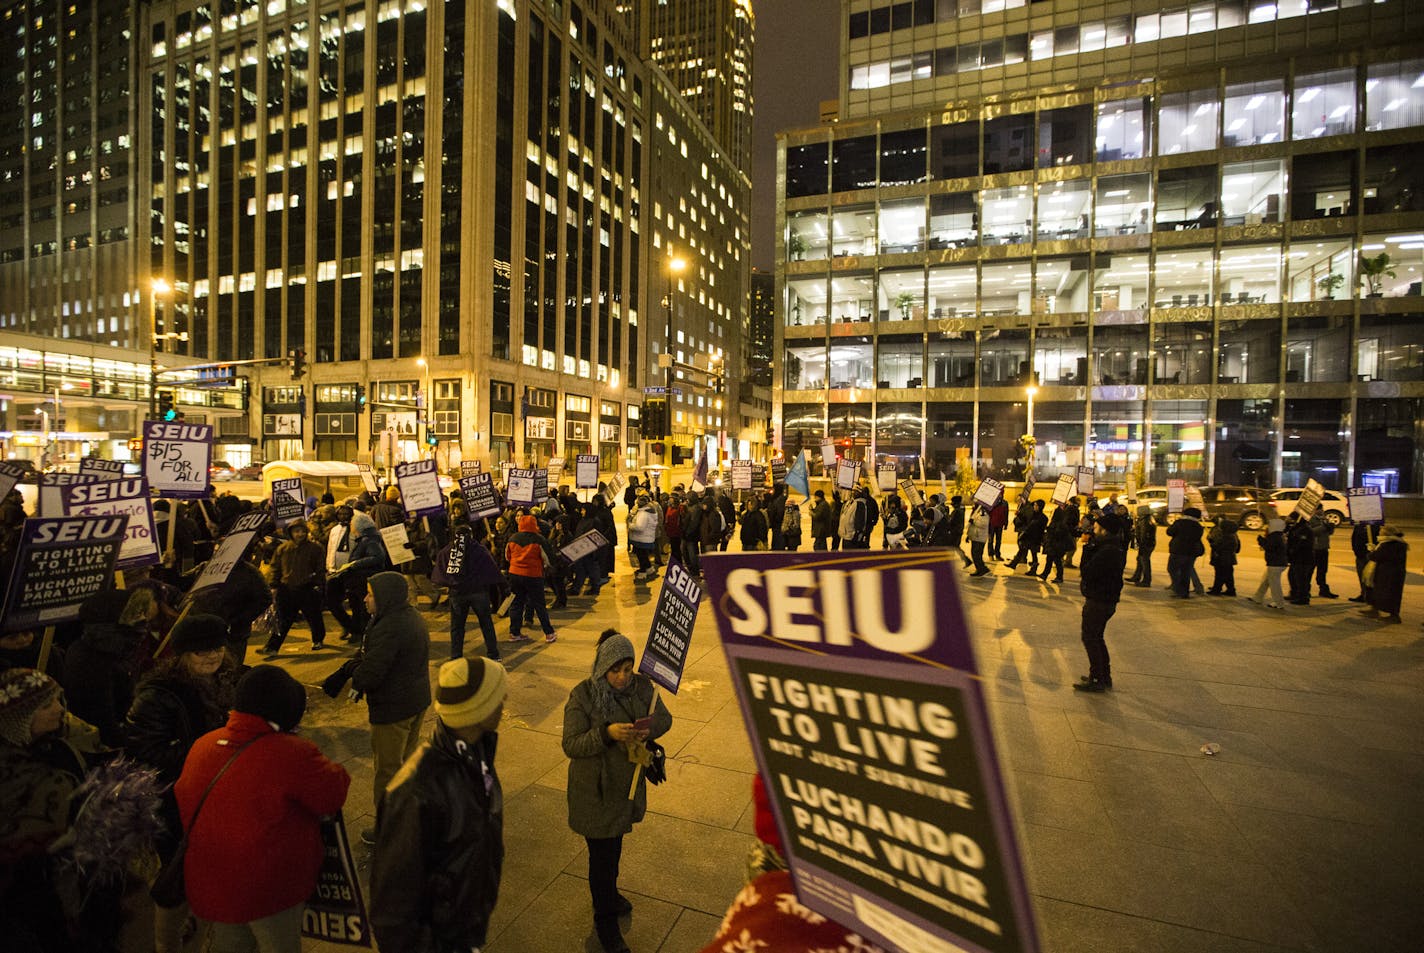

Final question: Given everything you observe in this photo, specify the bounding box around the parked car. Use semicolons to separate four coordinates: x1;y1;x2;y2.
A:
1124;486;1172;524
209;460;236;481
1196;485;1271;530
236;463;265;480
1270;487;1351;525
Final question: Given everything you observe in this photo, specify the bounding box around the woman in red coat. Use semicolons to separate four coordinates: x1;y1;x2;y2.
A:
176;665;350;952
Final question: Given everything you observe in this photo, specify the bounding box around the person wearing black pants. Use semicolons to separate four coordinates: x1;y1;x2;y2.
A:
1127;505;1156;586
1075;515;1127;692
434;523;504;661
1350;522;1381;602
1285;514;1315;605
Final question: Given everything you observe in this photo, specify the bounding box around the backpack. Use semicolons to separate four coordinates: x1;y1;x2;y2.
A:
664;503;684;538
781;501;800;535
838;499;862;541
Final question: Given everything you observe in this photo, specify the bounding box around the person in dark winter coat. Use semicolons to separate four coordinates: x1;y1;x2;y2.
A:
372;657;507;953
766;487;787;552
1060;498;1081;568
176;666;349;951
828;492;844;552
1128;505;1157;586
1039;505;1075;583
264;521;328;653
433;523;505;661
1308;511;1338;598
591;497;618;579
1165;507;1205;598
943;495;972;567
809;490;833;551
1362;526;1407;623
1206;518;1241;596
739;497;770;551
1075;515;1127;692
1249;518;1289;609
1350;522;1381;602
351;572;432;844
188;556;274;666
1007;499;1047;572
1285;515;1315;605
63;589;146;747
716;490;737;552
986;497;1009;560
563;630;672;953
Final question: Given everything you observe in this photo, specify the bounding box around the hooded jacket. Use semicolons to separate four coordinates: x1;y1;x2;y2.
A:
505;515;555;578
344;513;390;577
1079;534;1127;603
63;591;146;747
351;572;432;725
370;723;503;953
1166;513;1204;556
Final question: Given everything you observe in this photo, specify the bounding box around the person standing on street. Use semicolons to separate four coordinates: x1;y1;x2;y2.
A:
1350;521;1381;603
1361;525;1407;624
1075;515;1127;693
433;522;504;662
505;514;560;641
1249;518;1289;609
563;630;672;953
371;657;507;953
1127;505;1156;586
1285;514;1315;605
1165;506;1204;598
987;497;1009;560
1309;510;1338;598
809;490;832;551
1206;518;1240;597
264;521;328;653
351;572;432;846
965;504;990;576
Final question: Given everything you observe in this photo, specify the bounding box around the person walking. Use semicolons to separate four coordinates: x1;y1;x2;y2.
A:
1039;503;1073;583
504;514;559;641
263;521;328;653
1285;514;1315;605
987;496;1009;561
809;490;832;551
1075;515;1127;693
941;495;971;567
433;522;504;662
1361;525;1407;624
351;572;433;846
965;504;990;576
324;505;365;641
1060;497;1082;568
880;495;908;548
371;657;508;953
1308;510;1338;598
1206;518;1240;596
1127;505;1156;586
563;630;672;953
175;666;350;953
1349;522;1381;603
627;494;663;579
1249;518;1289;609
781;494;803;551
766;486;787;552
1165;506;1204;598
1007;499;1047;573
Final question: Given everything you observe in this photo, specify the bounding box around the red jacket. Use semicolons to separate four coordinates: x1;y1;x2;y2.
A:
176;711;351;924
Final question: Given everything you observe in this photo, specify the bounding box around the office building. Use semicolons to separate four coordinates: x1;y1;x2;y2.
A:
775;0;1424;492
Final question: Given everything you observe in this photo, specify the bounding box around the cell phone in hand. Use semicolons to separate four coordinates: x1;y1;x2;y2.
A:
633;716;652;732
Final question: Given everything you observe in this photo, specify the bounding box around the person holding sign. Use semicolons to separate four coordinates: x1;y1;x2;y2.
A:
562;630;672;953
175;666;350;953
262;522;329;653
433;522;505;662
1075;515;1128;692
1362;526;1408;624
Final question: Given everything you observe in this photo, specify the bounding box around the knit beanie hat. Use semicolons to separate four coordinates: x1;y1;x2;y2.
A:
435;657;508;730
384;486;401;502
168;613;229;656
0;668;61;745
235;665;307;731
593;631;636;681
591;630;638;719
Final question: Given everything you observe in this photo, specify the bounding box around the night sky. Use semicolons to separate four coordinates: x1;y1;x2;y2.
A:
751;1;840;269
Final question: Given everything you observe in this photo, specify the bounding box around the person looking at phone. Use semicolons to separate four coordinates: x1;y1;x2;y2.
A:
562;629;672;953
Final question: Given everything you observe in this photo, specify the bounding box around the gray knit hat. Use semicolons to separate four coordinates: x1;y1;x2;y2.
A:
593;631;637;681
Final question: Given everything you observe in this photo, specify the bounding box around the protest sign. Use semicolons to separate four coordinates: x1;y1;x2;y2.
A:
63;478;159;571
1347;486;1383;524
500;462;513;488
604;472;628;507
271;477;307;528
1184;484;1204;512
547;456;565;486
1166;478;1186;513
560;529;610;564
188;512;271;593
301;815;372;948
1;515;129;631
639;559;702;694
38;472;99;517
877;465;898;492
1125;471;1137;501
394;459;444;516
379;523;416;565
533;468;550;503
1022;471;1036;501
731;459;753;490
973;477;1004;511
459;472;503;519
753;463;768;488
702;552;1038;953
0;460;27;502
506;468;538;507
142;420;213;499
1051;472;1076;505
821;441;837;470
1076;465;1095;497
836;458;862;491
771;459;788;487
459;459;483;477
1295;478;1325;520
898;479;924;508
78;458;127;480
575;454;600;489
356;463;378;495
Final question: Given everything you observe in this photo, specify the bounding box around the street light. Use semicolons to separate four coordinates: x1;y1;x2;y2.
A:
416;357;431;457
660;255;688;464
1025;384;1037;439
148;277;173;418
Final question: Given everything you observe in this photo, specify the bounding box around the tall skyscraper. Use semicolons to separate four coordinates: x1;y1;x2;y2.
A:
776;0;1424;494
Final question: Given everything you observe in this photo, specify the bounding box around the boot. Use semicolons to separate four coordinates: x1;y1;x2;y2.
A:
1319;588;1338;599
595;917;631;953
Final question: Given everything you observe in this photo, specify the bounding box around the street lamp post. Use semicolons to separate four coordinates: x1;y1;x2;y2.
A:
661;254;688;468
148;277;172;418
1025;383;1038;479
416;357;431;459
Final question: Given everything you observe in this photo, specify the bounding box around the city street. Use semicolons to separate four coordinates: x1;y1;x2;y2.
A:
267;520;1424;953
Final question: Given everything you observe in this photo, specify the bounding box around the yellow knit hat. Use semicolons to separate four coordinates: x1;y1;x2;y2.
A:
435;657;507;729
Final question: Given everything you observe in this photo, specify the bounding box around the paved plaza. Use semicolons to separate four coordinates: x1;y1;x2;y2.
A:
276;528;1424;953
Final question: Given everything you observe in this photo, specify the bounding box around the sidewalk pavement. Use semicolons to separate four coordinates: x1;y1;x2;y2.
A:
278;532;1423;953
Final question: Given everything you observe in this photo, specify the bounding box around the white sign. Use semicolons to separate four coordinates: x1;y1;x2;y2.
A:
78;458;126;480
820;440;837;469
142;420;214;499
575;454;600;490
63;478;160;571
973;477;1005;511
876;464;897;491
547;456;566;486
379;523;416;565
190;512;270;593
1052;472;1077;506
1166;478;1186;513
356;462;379;495
1076;465;1095;497
1347;486;1383;524
506;468;538;507
604;472;628;507
38;472;99;517
1125;471;1138;501
836;458;862;491
0;461;26;502
1295;478;1325;520
897;479;924;507
394;459;444;516
731;459;754;490
559;529;610;564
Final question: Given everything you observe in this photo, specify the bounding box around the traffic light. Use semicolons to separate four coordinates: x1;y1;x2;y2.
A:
157;390;177;422
354;383;367;414
425;430;438;448
290;348;306;379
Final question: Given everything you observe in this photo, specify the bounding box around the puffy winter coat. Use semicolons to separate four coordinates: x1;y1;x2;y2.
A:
350;572;432;725
1079;537;1126;603
562;673;671;840
505;515;555;578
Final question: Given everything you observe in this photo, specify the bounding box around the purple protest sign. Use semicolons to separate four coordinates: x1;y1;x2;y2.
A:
142;420;214;499
458;472;503;520
701;550;1039;953
1;515;129;631
393;459;444;517
638;559;702;694
64;477;160;571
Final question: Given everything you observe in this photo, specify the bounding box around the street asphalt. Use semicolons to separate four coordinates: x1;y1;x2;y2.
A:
263;518;1423;953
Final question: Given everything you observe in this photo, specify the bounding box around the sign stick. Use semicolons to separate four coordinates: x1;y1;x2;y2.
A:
164;501;178;566
36;626;56;673
627;689;660;801
152;600;195;659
